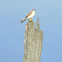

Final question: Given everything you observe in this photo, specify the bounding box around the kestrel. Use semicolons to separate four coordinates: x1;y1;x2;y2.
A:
20;9;35;23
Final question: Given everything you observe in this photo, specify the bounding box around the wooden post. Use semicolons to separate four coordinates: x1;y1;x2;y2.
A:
23;18;43;62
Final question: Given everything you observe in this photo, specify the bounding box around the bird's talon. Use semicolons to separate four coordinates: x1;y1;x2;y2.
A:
30;19;33;21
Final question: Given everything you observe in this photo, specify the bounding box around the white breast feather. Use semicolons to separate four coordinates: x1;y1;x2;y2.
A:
27;11;35;19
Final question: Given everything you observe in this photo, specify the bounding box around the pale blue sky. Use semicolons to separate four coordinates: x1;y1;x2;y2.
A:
0;0;62;62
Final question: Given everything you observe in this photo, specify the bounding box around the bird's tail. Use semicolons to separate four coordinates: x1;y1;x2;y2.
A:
20;18;26;23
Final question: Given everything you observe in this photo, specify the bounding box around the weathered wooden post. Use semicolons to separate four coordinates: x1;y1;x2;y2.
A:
23;17;43;62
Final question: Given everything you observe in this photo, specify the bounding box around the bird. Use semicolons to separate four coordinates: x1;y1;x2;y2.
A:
20;9;35;23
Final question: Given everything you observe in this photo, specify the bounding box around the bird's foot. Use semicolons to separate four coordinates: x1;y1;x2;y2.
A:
30;19;33;21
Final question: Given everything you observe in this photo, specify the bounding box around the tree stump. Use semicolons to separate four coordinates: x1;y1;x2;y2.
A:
23;18;43;62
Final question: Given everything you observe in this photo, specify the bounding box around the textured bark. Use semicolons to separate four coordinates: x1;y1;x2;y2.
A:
23;18;43;62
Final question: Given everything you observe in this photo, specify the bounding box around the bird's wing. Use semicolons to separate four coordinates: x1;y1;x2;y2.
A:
25;11;32;18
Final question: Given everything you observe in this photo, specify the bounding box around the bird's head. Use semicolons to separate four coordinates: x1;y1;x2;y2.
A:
32;9;35;11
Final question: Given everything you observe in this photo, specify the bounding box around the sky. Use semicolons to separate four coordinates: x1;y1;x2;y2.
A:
0;0;62;62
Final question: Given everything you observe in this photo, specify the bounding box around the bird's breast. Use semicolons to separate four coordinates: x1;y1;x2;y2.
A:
27;11;35;19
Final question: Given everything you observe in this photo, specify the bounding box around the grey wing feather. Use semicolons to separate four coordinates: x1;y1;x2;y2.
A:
20;18;26;23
